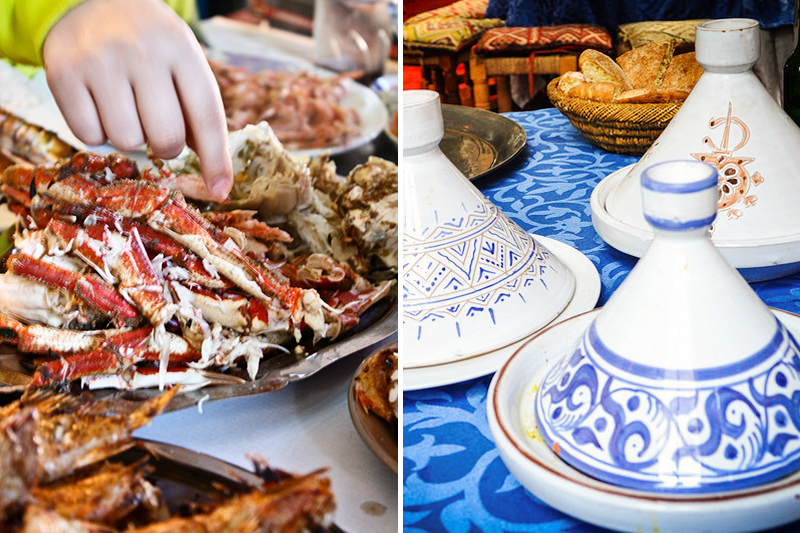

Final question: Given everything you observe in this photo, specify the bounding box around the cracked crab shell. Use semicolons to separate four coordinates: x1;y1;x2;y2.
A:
593;18;800;280
402;90;576;367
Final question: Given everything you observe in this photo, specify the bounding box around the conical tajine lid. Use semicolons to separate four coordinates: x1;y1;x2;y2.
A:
538;160;800;493
595;19;800;279
402;90;576;367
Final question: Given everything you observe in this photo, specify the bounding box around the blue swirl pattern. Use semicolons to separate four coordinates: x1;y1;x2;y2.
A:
403;109;800;531
536;319;800;492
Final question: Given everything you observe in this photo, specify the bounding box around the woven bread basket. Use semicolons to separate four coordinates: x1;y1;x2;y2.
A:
546;78;682;156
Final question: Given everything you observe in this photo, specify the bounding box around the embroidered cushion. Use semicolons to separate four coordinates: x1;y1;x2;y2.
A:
404;16;504;52
617;19;709;54
473;24;613;57
405;0;491;25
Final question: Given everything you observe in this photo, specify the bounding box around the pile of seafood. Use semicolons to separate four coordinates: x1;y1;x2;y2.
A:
354;345;397;424
0;388;335;531
0;120;396;392
153;122;398;276
210;60;361;150
0;106;77;170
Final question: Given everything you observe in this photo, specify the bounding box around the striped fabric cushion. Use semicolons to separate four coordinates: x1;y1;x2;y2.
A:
404;16;504;51
405;0;491;25
617;20;709;54
473;24;613;56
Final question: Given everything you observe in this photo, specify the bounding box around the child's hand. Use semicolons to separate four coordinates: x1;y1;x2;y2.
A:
42;0;233;201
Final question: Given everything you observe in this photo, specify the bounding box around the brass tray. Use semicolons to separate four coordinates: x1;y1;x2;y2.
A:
440;104;527;180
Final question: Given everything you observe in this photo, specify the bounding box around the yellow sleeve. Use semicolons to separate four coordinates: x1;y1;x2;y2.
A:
0;0;199;67
165;0;199;24
0;0;87;66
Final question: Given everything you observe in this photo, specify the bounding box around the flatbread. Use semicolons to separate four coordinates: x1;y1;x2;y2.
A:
579;49;633;90
660;52;704;91
614;87;690;103
567;82;621;102
557;71;587;94
616;39;676;90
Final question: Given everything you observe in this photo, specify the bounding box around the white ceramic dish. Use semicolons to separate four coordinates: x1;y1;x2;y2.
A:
488;307;800;533
403;91;575;368
591;19;800;282
556;160;800;492
0;205;15;233
403;236;600;390
590;164;650;258
591;164;800;281
290;79;389;159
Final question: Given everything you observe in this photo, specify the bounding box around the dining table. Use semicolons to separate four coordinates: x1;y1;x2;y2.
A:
402;107;800;532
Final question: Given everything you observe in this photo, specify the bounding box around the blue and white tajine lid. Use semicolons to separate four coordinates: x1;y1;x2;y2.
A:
402;90;576;367
536;160;800;493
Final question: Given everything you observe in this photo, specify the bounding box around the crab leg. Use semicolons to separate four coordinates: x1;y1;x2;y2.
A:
29;327;200;389
6;253;140;327
104;327;200;364
117;228;176;326
18;326;109;355
30;348;119;389
45;218;125;283
54;203;233;290
169;283;276;334
0;163;43;217
0;273;103;329
45;173;104;206
0;183;33;209
3;164;56;193
202;210;293;243
28;178;306;315
99;183;304;313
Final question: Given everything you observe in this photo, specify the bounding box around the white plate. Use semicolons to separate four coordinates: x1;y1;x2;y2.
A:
403;236;600;390
0;205;15;233
290;79;389;159
488;307;800;533
590;164;648;257
205;47;389;158
199;17;317;68
591;164;800;281
371;74;398;145
0;63;84;152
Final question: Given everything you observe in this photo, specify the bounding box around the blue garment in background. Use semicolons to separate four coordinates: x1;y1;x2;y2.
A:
485;0;793;30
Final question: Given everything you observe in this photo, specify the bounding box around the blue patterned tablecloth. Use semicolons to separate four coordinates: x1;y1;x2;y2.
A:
402;108;800;532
